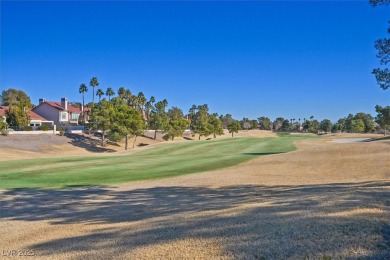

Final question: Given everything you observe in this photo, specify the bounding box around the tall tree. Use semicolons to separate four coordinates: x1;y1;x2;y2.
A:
320;119;333;133
219;114;234;129
1;89;32;108
191;104;211;140
89;100;113;146
118;87;126;99
78;83;88;117
165;107;189;141
258;116;272;130
371;0;390;90
351;119;365;133
111;98;146;150
106;87;115;101
89;77;99;108
227;121;241;137
96;89;104;102
209;113;224;138
273;117;285;132
375;105;390;135
137;92;147;118
5;106;30;128
148;101;169;139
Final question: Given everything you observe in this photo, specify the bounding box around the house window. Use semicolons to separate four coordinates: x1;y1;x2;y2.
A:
61;112;67;121
71;113;79;120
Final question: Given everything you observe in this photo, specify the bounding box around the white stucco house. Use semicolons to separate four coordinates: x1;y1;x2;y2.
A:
32;98;89;127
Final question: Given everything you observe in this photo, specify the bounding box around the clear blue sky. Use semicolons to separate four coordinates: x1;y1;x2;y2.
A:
1;1;389;122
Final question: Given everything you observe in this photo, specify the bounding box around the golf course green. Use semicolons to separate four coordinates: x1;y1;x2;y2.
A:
0;134;314;189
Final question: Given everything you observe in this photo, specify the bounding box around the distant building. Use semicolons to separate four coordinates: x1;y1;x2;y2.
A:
32;98;89;127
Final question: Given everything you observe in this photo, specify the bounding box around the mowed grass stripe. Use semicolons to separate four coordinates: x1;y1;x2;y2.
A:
0;135;314;189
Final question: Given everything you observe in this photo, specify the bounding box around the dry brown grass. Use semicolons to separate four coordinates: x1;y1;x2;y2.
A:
1;132;389;259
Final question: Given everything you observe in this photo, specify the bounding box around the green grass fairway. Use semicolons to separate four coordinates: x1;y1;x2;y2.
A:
0;134;315;189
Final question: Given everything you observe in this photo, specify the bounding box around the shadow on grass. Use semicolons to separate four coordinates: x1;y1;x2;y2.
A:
1;181;389;258
241;152;284;156
65;133;117;153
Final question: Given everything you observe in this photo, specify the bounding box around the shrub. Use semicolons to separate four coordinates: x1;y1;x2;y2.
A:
107;131;123;142
162;134;170;141
59;128;65;136
1;129;9;136
20;126;33;131
38;125;49;131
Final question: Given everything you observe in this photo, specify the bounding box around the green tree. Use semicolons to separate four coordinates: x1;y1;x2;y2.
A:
258;116;272;130
118;87;126;99
106;87;115;101
111;98;146;150
78;83;88;109
209;113;224;138
375;105;390;135
219;114;234;129
280;119;291;132
351;119;365;133
148;100;169;139
5;106;30;128
89;76;99;108
303;118;320;133
96;89;104;102
90;100;113;146
165;107;189;140
227;121;241;137
354;112;376;133
1;89;33;108
371;0;390;90
273;117;285;132
191;104;211;140
78;83;88;125
320;119;333;133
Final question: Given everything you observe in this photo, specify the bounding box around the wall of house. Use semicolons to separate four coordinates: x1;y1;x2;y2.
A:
33;103;61;126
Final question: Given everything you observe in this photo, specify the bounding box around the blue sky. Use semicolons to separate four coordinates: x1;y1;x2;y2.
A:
1;1;389;122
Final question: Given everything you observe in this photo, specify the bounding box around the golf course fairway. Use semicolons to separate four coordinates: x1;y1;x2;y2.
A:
0;134;314;189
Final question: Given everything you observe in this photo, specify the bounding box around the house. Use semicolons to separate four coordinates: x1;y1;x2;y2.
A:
0;105;53;129
32;98;89;127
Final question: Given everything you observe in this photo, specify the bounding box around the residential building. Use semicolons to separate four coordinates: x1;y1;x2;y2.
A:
0;105;53;129
32;98;89;127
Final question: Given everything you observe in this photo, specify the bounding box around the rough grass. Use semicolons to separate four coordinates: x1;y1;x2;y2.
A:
0;134;315;189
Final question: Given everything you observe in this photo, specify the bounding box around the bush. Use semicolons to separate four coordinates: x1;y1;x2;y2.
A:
107;131;123;142
1;129;9;136
38;125;49;131
162;134;170;141
59;128;65;136
20;126;33;131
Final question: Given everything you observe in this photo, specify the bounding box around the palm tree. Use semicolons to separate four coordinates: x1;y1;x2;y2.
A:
162;99;168;110
96;88;104;102
106;87;115;101
137;92;146;109
118;87;126;99
78;83;88;113
89;77;99;108
149;96;155;104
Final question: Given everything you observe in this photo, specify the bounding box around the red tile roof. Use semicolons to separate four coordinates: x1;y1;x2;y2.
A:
45;101;90;113
0;106;9;116
29;110;48;121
